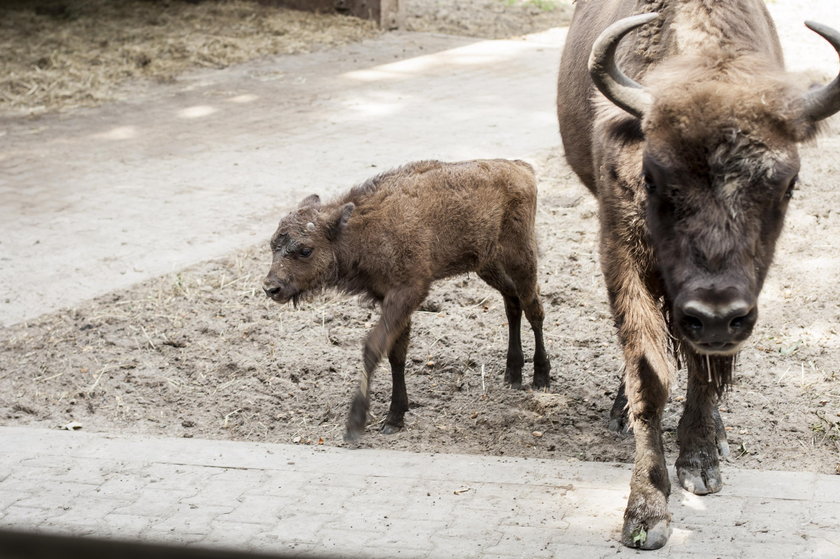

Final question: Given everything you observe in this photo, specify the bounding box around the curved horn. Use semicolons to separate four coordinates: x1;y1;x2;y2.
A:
588;13;658;119
803;21;840;122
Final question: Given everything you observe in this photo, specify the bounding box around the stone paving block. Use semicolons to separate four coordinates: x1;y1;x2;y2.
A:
809;500;840;527
240;533;318;556
0;505;53;527
672;492;747;525
725;469;818;501
311;527;389;554
0;490;31;512
99;512;154;537
96;473;153;496
150;503;236;535
42;497;129;532
182;477;272;506
219;494;285;525
19;455;111;485
112;488;196;517
201;519;277;548
366;518;451;549
813;474;840;503
428;537;488;559
807;532;840;559
142;462;220;491
142;528;207;546
482;524;558;558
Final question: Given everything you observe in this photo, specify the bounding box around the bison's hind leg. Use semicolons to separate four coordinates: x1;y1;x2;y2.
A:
609;380;630;432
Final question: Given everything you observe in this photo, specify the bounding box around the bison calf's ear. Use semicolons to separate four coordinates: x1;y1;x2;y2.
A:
299;194;321;209
327;202;355;240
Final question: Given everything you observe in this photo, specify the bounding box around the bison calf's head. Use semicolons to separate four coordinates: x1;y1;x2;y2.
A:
263;194;354;306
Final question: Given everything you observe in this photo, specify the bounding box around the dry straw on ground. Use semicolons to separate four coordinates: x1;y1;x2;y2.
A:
0;0;380;116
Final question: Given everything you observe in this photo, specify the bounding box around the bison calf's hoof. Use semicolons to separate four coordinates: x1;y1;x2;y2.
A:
621;517;671;550
379;423;402;435
532;374;550;390
344;392;369;442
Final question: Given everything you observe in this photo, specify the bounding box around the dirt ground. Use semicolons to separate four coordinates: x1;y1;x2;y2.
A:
0;0;838;476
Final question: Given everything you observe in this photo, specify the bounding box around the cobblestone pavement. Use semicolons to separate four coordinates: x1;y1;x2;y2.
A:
0;427;837;558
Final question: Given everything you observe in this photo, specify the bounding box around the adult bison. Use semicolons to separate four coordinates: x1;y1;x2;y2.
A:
557;0;840;549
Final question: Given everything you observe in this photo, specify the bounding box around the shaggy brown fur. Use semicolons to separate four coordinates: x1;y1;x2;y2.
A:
557;0;840;550
263;159;551;441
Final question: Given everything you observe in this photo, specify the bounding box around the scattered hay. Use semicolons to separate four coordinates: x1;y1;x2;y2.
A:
0;0;380;116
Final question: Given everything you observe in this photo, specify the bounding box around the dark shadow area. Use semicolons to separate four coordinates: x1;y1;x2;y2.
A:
0;528;348;559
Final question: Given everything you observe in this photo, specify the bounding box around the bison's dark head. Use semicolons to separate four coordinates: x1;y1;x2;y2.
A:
263;194;354;306
590;14;840;355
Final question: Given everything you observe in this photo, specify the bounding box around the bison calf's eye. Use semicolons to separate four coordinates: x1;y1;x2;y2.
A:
299;247;313;258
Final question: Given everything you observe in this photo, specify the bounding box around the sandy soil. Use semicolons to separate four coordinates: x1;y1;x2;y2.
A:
0;0;837;476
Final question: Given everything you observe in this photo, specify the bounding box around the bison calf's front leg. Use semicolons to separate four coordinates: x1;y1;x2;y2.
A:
344;287;425;442
381;324;411;434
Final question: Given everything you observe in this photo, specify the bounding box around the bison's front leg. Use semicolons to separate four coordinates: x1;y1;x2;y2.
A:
345;286;427;441
675;356;731;495
603;241;673;550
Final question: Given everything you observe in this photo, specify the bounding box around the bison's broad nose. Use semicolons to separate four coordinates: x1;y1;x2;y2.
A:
676;296;757;354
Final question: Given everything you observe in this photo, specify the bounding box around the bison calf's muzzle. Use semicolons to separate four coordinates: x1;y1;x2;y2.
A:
264;159;551;442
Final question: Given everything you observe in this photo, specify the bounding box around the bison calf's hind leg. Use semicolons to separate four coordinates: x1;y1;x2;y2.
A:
479;267;526;388
505;259;550;389
381;323;411;435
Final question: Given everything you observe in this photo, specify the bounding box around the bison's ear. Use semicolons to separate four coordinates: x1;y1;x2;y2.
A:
326;202;355;241
299;194;321;209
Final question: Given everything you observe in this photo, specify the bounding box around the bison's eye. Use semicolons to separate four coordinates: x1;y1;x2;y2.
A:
643;170;657;194
783;175;798;200
299;247;313;258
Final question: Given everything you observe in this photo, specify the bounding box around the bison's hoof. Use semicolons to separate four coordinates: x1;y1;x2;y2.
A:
621;517;671;550
608;413;629;434
677;465;723;495
380;423;403;435
717;437;731;459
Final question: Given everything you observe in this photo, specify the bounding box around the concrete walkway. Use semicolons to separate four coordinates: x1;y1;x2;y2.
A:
0;427;837;558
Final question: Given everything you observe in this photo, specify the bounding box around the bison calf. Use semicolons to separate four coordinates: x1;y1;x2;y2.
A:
263;159;551;441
